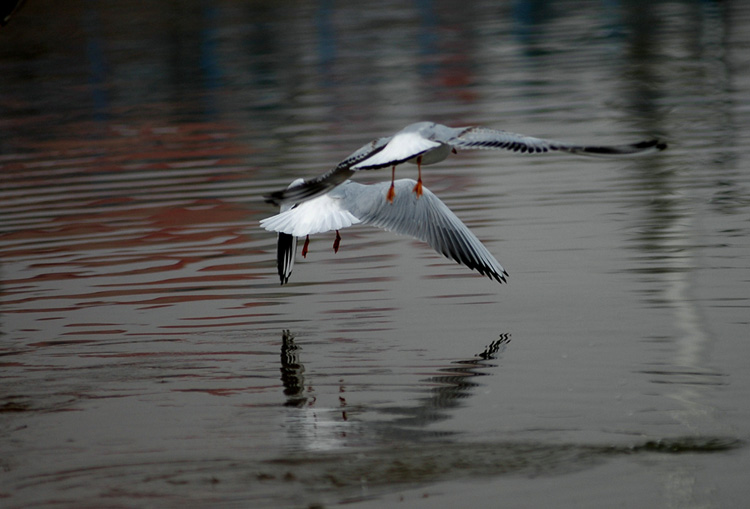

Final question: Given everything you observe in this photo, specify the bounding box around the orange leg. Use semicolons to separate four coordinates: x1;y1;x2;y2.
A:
412;155;423;197
301;235;310;258
386;165;396;203
333;230;341;253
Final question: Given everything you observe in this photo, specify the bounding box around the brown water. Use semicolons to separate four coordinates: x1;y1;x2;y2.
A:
2;1;749;507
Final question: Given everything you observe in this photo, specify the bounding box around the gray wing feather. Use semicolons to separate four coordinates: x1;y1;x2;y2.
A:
264;136;392;206
345;179;508;283
336;136;393;169
449;127;666;156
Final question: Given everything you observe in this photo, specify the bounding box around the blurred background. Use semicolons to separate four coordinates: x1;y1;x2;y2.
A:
1;1;749;507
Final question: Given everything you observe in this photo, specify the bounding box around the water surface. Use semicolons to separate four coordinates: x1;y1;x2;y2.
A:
2;1;749;507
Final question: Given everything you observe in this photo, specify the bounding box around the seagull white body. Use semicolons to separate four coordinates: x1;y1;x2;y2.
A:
265;121;666;205
351;130;453;170
261;178;508;285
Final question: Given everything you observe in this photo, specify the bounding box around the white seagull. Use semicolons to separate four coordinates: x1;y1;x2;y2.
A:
265;121;666;205
261;178;508;285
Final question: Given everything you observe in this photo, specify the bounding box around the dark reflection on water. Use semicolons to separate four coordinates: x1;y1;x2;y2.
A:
2;0;750;507
279;329;512;449
372;334;511;432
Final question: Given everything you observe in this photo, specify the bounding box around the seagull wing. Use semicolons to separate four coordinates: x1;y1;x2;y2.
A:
337;135;393;169
263;136;393;206
344;179;508;283
448;126;666;156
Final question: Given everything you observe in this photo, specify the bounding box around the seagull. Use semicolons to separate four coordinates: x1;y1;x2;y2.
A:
265;121;666;205
261;178;508;285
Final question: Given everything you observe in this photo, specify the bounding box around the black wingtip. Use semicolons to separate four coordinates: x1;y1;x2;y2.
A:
264;191;283;206
482;268;509;284
263;186;306;207
493;270;509;284
572;138;667;157
264;180;337;207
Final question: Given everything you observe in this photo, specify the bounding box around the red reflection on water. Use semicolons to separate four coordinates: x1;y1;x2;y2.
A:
0;120;274;326
28;340;101;347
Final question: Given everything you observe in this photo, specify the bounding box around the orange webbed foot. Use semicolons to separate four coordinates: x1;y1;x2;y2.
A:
413;156;424;198
386;184;396;203
412;178;423;197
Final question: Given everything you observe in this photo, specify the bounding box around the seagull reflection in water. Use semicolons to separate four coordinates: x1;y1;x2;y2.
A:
278;330;511;451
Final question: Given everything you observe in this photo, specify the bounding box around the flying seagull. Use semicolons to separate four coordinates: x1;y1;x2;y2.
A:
265;121;666;205
260;178;508;285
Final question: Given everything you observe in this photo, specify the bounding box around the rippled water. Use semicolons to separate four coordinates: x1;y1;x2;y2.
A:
2;1;749;507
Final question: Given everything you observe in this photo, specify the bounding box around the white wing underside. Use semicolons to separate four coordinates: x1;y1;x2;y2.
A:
348;180;507;282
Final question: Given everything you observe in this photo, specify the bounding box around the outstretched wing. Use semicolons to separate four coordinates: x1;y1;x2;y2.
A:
344;179;508;283
263;136;392;206
448;126;666;156
337;135;393;169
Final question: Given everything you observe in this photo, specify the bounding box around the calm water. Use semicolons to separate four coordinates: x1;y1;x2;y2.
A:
2;1;749;507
